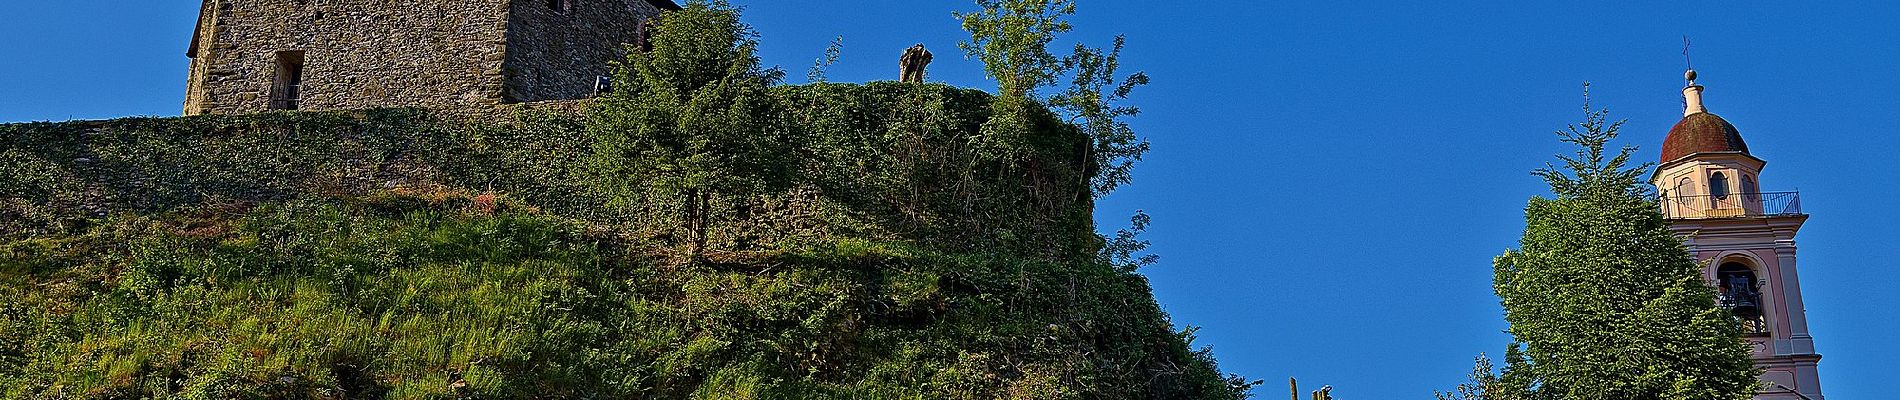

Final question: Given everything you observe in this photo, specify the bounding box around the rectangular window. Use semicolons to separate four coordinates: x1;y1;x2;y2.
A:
548;0;572;13
271;51;305;110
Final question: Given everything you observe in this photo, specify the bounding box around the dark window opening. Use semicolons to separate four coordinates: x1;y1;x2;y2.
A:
1742;175;1760;201
548;0;572;13
1709;172;1731;200
271;51;305;111
634;20;654;52
1716;263;1769;335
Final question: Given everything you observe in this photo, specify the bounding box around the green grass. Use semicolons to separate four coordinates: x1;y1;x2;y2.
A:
0;191;1249;399
1;82;1249;399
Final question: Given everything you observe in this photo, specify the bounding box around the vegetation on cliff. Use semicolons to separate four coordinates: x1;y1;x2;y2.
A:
0;190;1243;398
0;1;1252;398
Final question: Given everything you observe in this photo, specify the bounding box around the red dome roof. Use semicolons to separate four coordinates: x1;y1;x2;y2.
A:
1660;112;1749;163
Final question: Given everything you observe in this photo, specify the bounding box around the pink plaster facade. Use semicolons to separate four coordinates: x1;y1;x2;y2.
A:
1656;152;1767;219
1667;216;1822;399
1654;76;1824;400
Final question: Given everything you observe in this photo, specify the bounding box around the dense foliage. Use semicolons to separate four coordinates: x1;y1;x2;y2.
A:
956;0;1151;198
585;0;790;254
0;85;1085;259
0;192;1243;399
0;2;1253;398
1443;94;1758;399
956;0;1076;99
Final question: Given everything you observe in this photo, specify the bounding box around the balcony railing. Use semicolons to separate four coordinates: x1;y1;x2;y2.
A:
1660;191;1802;219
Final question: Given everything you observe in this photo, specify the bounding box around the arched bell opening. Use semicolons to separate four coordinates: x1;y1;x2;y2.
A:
1716;262;1770;336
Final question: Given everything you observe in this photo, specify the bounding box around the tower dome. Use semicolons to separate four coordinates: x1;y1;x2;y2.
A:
1659;72;1750;164
1660;112;1749;163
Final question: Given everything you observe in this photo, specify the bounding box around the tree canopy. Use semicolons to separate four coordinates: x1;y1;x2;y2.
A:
1446;89;1759;399
585;0;791;253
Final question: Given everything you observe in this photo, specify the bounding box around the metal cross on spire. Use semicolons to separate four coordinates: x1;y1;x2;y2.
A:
1683;36;1699;85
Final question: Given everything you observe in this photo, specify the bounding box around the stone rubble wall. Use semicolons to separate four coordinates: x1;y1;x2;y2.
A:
183;0;665;116
185;0;514;115
182;1;219;114
503;0;664;102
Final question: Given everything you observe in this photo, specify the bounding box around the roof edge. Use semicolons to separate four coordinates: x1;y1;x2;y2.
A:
1651;151;1768;180
188;24;202;57
187;0;213;57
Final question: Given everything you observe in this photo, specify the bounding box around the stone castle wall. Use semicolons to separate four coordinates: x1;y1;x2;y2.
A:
182;1;220;114
503;0;664;102
184;0;667;116
184;0;515;115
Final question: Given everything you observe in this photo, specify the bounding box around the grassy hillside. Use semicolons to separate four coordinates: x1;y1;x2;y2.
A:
0;83;1253;399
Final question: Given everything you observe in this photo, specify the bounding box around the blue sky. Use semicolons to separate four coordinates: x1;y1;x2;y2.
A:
3;1;1897;398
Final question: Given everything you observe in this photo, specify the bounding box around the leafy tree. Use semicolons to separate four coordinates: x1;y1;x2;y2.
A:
957;0;1150;197
1483;87;1758;399
586;0;789;254
1436;349;1535;400
956;0;1075;99
806;36;844;84
1052;36;1151;198
1098;210;1158;273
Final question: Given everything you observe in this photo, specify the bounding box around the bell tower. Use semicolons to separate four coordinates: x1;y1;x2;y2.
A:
1653;70;1824;400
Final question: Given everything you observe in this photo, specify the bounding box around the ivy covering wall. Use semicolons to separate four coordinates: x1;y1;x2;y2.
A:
3;83;1091;257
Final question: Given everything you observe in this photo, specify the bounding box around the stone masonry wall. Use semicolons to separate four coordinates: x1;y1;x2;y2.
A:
502;0;664;102
182;1;218;114
184;0;514;115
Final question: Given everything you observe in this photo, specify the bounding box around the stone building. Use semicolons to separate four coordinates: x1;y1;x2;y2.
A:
183;0;680;115
1654;71;1825;400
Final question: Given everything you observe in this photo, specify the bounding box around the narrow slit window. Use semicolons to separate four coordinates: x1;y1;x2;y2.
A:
271;51;305;111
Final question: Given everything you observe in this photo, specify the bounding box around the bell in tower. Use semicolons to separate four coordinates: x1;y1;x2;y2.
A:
1717;263;1768;335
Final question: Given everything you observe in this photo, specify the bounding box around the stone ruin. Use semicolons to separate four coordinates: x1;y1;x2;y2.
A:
182;0;680;115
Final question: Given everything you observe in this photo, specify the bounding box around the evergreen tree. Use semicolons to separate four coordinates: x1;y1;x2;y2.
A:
585;0;789;254
1485;89;1758;399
